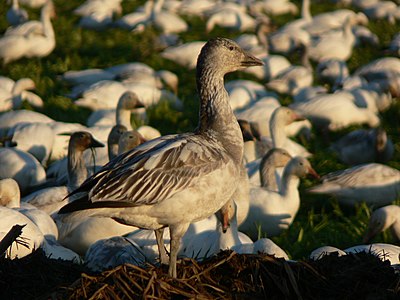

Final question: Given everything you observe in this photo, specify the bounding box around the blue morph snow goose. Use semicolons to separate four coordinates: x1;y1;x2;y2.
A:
58;37;263;278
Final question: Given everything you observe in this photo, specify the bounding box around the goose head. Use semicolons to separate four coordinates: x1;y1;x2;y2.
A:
107;124;127;160
69;131;104;152
196;37;263;78
363;205;398;243
0;178;20;208
117;91;145;110
287;156;319;179
260;148;292;171
272;107;306;127
118;130;146;155
216;199;236;233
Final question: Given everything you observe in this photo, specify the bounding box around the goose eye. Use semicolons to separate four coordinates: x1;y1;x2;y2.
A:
229;46;234;51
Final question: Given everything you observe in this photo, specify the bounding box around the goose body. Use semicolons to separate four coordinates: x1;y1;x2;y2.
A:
363;205;400;243
160;41;206;69
331;128;394;165
0;0;55;64
308;163;400;206
58;38;263;278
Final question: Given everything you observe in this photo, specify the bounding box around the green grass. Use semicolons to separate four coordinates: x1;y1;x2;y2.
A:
1;0;399;260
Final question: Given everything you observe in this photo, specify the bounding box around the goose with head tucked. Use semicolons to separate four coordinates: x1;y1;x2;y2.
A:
58;37;263;278
331;128;394;165
308;163;400;207
363;205;400;244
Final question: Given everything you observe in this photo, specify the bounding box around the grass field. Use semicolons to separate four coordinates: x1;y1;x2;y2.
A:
0;0;399;260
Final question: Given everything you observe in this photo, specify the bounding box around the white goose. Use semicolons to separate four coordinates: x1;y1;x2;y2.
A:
0;178;81;262
57;38;263;278
240;156;319;239
290;91;381;131
149;0;188;34
0;0;55;65
308;163;400;207
363;205;400;243
160;41;206;69
331;128;394;165
0;77;43;112
0;148;46;195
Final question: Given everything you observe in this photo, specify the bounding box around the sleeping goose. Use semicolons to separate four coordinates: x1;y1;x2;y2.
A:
308;163;400;207
331;128;394;165
58;37;263;278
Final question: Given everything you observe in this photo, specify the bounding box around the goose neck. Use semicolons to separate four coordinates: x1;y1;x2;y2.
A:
41;4;54;38
279;167;300;197
301;0;312;22
196;66;243;164
270;116;286;148
260;161;278;191
67;146;87;190
116;109;133;130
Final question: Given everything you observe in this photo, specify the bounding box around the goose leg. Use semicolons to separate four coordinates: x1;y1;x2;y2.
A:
168;223;190;278
155;228;168;265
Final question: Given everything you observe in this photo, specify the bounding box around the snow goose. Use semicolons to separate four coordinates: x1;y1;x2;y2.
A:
117;130;146;155
0;78;43;112
363;205;400;243
0;109;53;131
0;148;46;195
331;128;394;165
23;131;104;215
114;1;152;32
85;236;147;272
0;0;55;65
160;41;206;69
149;0;188;35
58;37;263;278
308;163;400;207
290;92;380;131
249;0;298;16
6;0;29;26
266;43;313;96
240;156;319;239
246;148;292;191
345;244;400;265
307;16;357;62
310;243;400;265
205;3;256;33
5;122;54;165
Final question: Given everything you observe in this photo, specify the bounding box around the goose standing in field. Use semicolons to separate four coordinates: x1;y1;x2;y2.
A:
308;163;400;207
7;0;29;26
22;131;105;215
0;0;55;65
58;37;263;278
363;205;400;244
240;156;319;239
331;128;394;165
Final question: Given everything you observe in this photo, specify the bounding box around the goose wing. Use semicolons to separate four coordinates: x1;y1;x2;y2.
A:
61;133;229;212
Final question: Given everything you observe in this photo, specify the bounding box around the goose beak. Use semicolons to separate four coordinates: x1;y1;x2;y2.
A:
241;52;264;67
134;99;145;109
292;112;306;122
222;212;230;233
90;138;105;148
308;167;320;180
